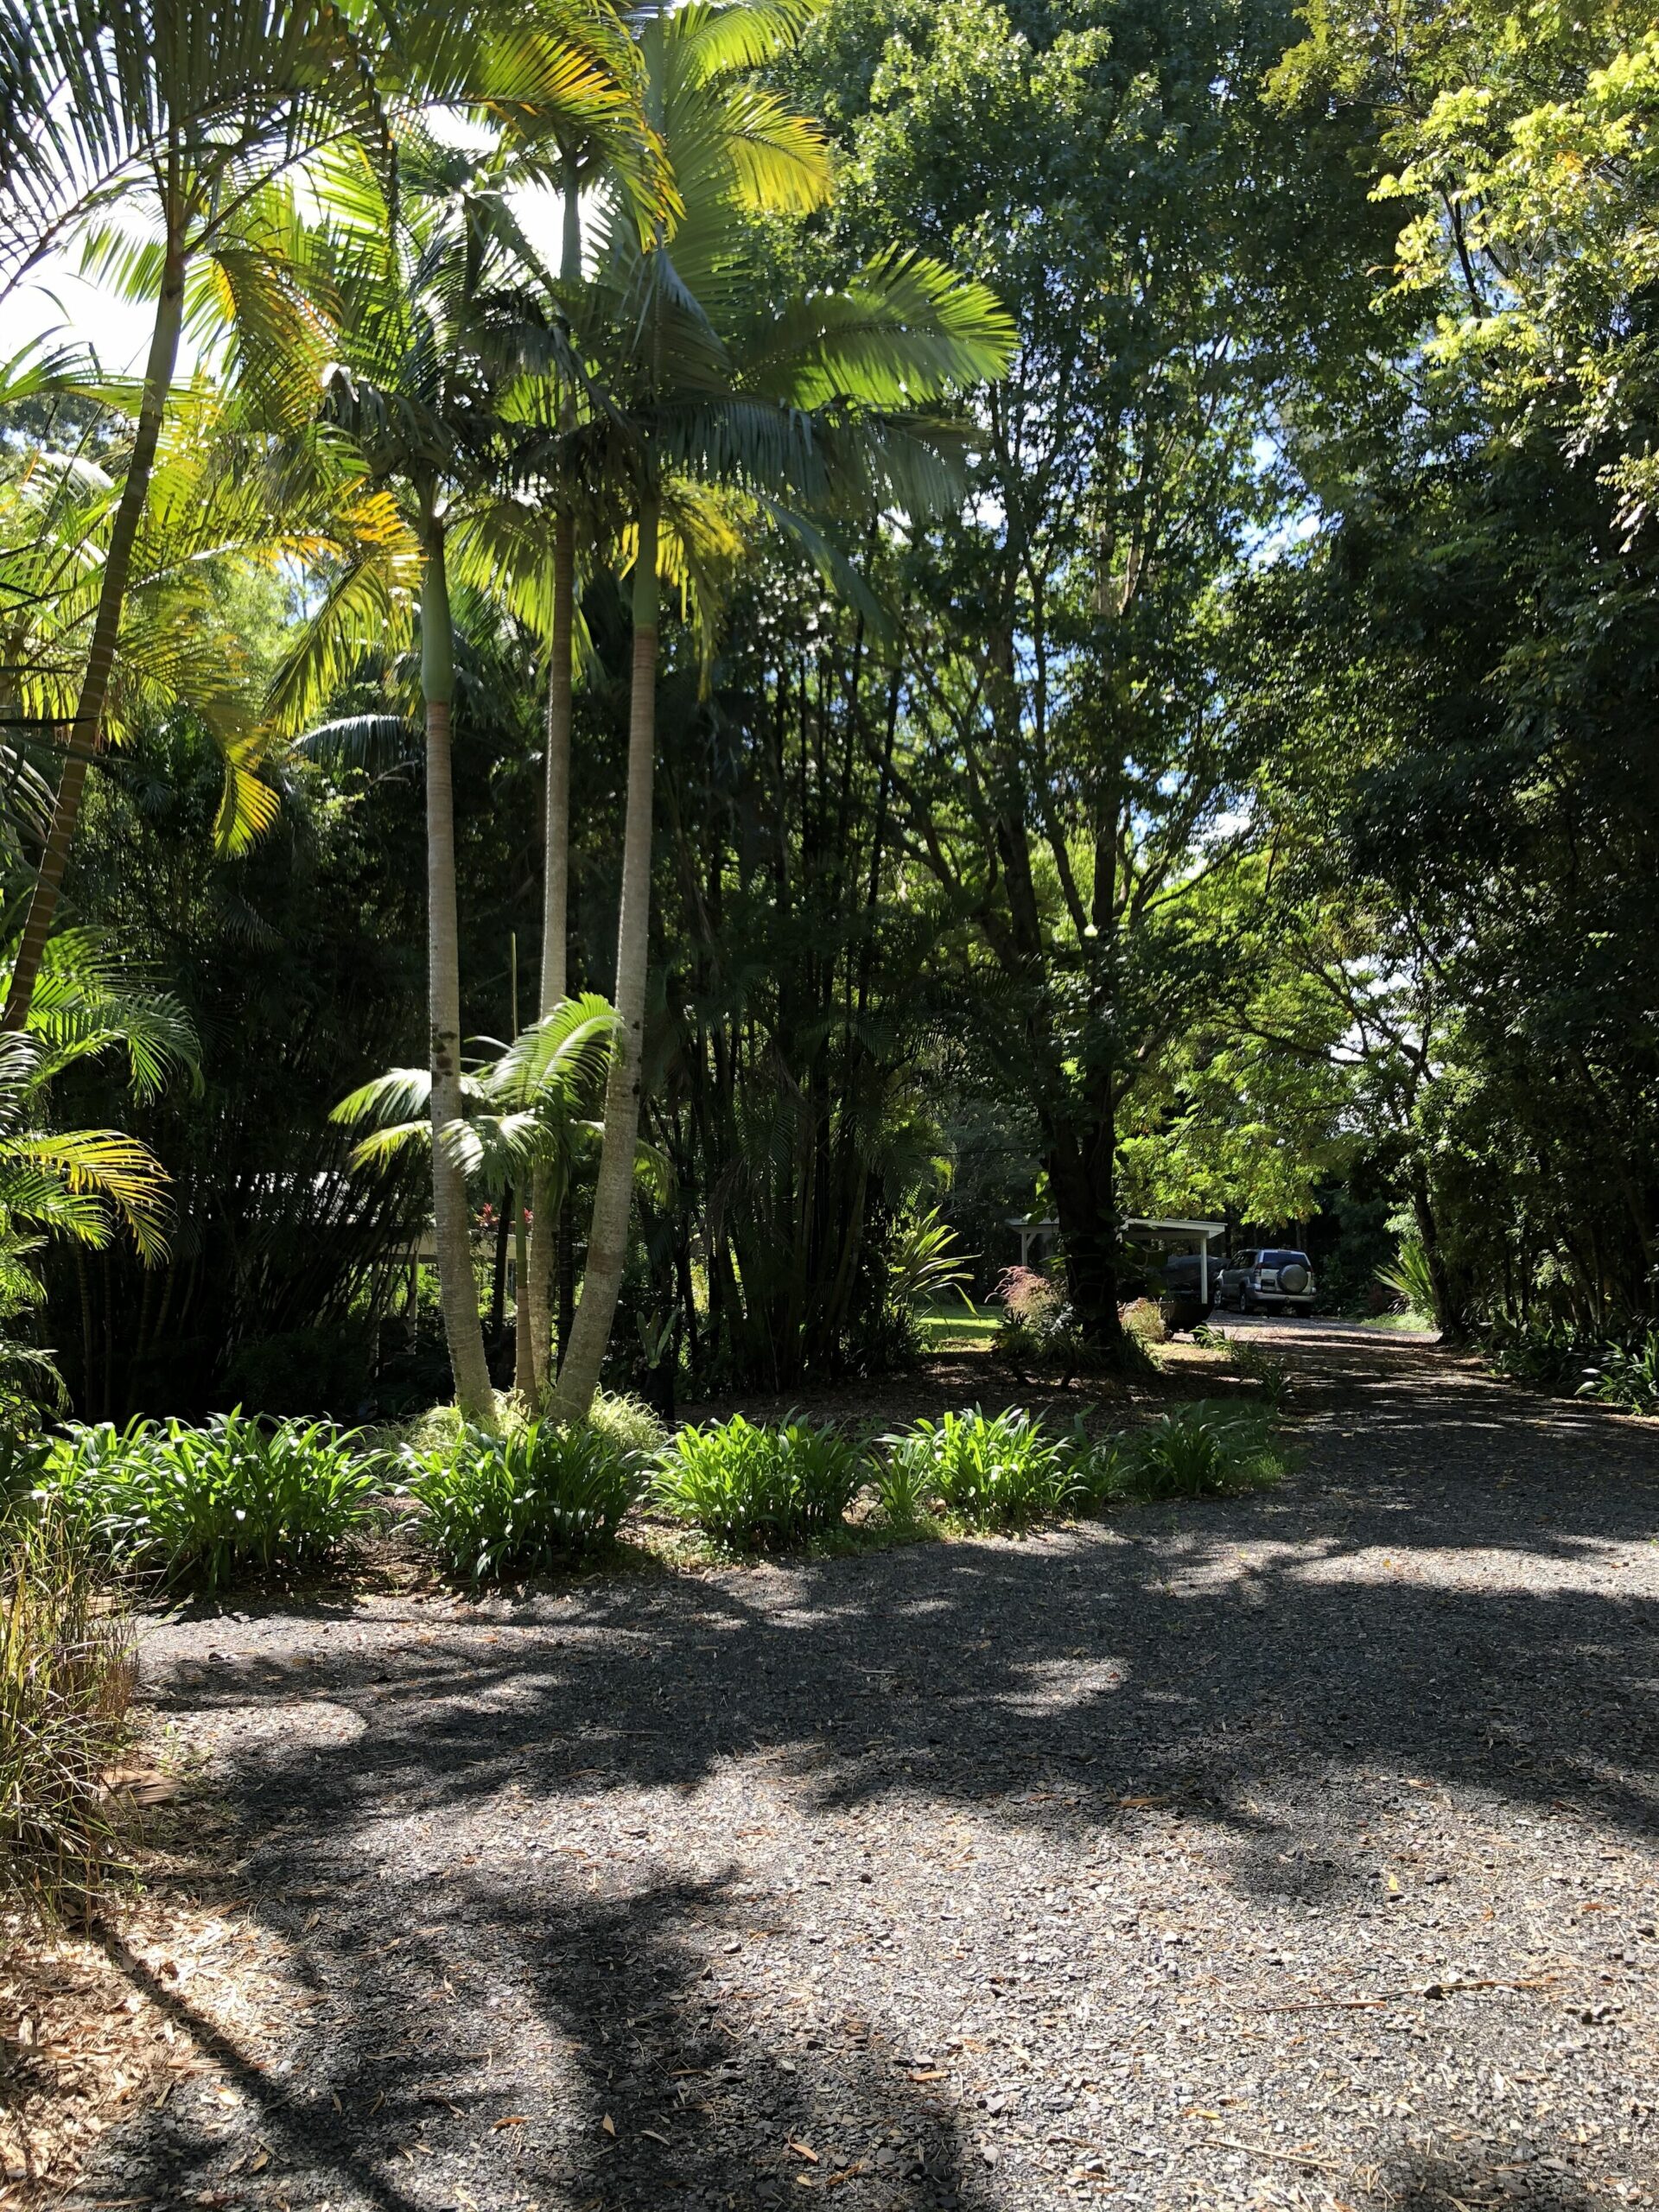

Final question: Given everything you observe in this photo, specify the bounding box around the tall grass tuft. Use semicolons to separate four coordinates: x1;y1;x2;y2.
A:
0;1506;134;1917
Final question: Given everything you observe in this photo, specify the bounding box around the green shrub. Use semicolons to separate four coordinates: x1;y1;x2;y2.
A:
1486;1318;1590;1390
874;1447;937;1532
589;1389;669;1457
652;1415;868;1549
34;1413;380;1593
1576;1331;1659;1414
884;1407;1082;1529
1375;1240;1437;1324
0;1504;134;1916
1123;1402;1284;1500
399;1419;644;1582
1064;1426;1130;1508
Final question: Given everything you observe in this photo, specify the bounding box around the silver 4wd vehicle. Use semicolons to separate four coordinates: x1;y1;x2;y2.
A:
1216;1248;1316;1316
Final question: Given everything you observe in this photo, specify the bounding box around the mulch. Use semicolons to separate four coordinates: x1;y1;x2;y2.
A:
18;1325;1659;2212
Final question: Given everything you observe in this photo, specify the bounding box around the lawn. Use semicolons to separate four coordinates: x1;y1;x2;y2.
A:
915;1300;1001;1351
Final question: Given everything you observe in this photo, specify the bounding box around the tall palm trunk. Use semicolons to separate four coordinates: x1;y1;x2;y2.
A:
3;226;186;1032
422;518;497;1423
524;166;584;1402
550;491;658;1421
521;505;575;1398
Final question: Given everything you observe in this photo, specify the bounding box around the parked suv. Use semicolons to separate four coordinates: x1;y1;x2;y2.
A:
1216;1248;1316;1317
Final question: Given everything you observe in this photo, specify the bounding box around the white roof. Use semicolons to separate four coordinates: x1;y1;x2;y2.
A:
1125;1217;1224;1237
1007;1214;1224;1238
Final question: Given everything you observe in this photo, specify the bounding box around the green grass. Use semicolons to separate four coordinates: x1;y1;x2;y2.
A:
915;1302;1000;1350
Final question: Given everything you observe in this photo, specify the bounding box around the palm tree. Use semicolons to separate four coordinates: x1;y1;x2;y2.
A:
332;995;628;1387
499;0;833;1398
0;929;200;1411
0;359;402;855
0;0;393;1030
288;81;656;1424
544;20;1017;1420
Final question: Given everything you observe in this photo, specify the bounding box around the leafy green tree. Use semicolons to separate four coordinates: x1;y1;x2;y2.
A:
0;0;395;1030
796;0;1388;1351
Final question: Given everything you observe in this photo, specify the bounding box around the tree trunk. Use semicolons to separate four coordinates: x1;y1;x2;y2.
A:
489;1185;512;1343
524;163;584;1405
512;1188;532;1396
524;505;575;1401
422;520;497;1423
3;231;186;1032
1410;1167;1464;1344
550;493;659;1422
1046;1105;1126;1352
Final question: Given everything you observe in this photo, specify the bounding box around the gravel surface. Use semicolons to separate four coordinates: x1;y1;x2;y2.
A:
62;1327;1659;2212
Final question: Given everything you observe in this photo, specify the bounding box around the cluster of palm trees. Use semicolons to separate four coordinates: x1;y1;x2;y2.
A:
0;0;1013;1423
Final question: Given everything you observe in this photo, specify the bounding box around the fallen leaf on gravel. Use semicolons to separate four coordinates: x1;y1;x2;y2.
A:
493;2115;528;2130
908;2069;946;2082
788;2140;819;2163
601;2113;616;2136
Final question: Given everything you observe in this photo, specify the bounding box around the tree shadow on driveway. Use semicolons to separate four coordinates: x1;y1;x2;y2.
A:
68;1335;1659;2209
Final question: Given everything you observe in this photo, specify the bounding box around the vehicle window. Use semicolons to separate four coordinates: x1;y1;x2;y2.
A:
1260;1249;1309;1268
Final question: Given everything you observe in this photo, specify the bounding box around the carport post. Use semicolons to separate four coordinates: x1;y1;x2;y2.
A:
1200;1233;1210;1304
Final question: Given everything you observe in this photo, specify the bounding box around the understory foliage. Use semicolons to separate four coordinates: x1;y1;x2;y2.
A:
1575;1337;1659;1418
651;1414;868;1550
1128;1403;1281;1501
883;1407;1092;1529
0;1505;135;1916
32;1412;378;1592
0;1385;1288;1600
398;1419;646;1581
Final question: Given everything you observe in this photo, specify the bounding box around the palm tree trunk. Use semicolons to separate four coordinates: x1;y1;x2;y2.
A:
523;506;575;1399
512;1185;532;1395
422;519;496;1423
550;492;658;1421
2;232;186;1032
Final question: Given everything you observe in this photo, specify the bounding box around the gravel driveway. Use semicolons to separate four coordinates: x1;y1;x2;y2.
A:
66;1329;1659;2212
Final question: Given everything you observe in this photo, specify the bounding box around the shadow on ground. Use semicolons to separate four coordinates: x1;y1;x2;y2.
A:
73;1332;1659;2209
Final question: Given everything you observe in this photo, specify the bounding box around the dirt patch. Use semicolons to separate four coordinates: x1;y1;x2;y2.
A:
0;1787;279;2206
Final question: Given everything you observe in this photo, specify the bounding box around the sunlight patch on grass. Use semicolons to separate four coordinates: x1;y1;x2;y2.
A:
916;1303;1000;1351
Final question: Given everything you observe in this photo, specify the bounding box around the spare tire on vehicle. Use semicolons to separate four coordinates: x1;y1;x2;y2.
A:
1278;1260;1310;1295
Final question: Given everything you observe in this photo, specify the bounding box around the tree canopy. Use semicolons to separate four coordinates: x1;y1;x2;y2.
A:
0;0;1652;1415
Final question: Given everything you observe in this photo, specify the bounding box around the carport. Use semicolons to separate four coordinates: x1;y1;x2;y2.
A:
1007;1214;1226;1302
